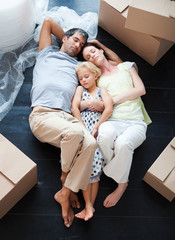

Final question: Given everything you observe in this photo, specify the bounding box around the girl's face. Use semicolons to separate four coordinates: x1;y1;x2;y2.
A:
82;46;104;66
77;67;98;89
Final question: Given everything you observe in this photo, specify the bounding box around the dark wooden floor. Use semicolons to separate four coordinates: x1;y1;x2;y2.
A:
0;1;175;239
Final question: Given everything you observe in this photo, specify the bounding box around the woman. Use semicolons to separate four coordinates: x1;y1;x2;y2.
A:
80;40;152;208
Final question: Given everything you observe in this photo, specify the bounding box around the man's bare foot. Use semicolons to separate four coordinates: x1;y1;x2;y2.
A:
54;188;74;228
75;205;95;221
103;182;128;208
70;192;80;208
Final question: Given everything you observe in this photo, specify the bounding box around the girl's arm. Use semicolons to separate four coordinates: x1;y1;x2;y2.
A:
71;86;86;126
113;66;146;105
92;89;113;138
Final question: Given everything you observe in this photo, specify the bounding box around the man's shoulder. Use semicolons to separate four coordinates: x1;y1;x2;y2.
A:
37;45;60;59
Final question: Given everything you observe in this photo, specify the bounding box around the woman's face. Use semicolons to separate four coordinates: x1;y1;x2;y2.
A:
82;46;104;66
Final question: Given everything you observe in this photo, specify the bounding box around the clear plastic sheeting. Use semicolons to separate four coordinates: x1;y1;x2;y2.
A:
0;4;98;121
0;36;38;121
0;0;49;121
34;6;98;43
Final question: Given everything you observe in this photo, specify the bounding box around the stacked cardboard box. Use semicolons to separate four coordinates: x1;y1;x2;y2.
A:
98;0;175;65
0;134;37;219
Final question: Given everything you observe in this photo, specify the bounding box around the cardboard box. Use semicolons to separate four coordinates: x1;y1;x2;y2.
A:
0;134;37;219
143;137;175;202
125;0;175;42
98;0;174;65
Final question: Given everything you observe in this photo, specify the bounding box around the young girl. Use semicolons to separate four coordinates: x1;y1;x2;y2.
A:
71;61;113;220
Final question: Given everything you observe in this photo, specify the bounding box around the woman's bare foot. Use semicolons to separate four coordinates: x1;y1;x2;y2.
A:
70;192;81;208
54;187;74;228
103;182;128;208
75;205;95;221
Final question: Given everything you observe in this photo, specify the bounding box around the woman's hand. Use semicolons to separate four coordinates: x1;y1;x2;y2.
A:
89;99;104;112
91;127;98;138
80;99;104;112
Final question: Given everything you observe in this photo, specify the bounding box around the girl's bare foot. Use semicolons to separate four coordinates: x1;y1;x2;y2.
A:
54;188;74;228
75;205;95;221
103;182;128;208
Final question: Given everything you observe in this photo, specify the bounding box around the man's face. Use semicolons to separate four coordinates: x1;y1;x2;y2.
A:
61;32;86;57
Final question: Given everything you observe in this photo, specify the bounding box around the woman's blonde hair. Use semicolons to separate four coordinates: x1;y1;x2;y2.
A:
76;61;101;79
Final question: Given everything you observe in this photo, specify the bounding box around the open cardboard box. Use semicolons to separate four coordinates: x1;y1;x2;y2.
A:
143;137;175;202
98;0;174;65
125;0;175;43
0;134;37;219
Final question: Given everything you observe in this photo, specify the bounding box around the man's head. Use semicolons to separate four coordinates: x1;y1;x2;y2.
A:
60;28;88;57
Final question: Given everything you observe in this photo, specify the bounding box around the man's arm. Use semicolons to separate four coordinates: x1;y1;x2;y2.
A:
89;39;123;65
71;86;86;126
38;17;65;51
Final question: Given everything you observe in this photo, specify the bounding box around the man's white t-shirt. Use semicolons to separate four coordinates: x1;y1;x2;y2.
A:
31;46;79;113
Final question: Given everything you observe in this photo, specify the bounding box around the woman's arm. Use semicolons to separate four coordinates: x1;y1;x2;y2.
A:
113;66;146;105
71;86;86;126
89;39;123;65
92;89;113;138
80;98;104;112
38;17;65;51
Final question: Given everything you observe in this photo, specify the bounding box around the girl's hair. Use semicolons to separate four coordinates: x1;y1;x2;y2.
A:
76;61;101;79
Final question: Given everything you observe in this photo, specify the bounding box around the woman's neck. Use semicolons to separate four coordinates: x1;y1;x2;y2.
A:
100;59;118;76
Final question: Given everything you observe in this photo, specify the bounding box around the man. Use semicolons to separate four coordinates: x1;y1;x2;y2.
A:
29;17;97;227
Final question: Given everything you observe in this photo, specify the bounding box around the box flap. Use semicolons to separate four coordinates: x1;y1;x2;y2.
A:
164;168;175;193
129;0;172;17
0;173;14;200
148;138;175;182
0;134;36;185
170;137;175;148
169;1;175;18
104;0;130;13
126;0;175;42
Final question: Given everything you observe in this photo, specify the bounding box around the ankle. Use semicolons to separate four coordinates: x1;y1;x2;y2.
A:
60;172;68;185
118;182;128;191
85;201;93;209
